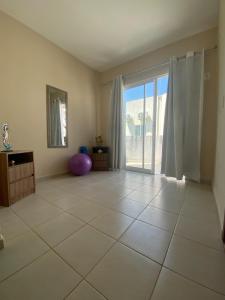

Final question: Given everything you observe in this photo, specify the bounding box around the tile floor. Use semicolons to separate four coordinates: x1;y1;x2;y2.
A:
0;171;224;300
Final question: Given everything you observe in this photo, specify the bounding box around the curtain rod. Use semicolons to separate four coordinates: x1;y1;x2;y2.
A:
102;45;217;86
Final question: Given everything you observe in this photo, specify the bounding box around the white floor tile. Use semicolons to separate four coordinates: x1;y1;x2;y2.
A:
185;183;215;204
181;199;219;223
0;231;49;281
151;267;225;300
120;220;171;264
134;183;162;194
1;216;29;240
37;187;68;201
66;200;112;222
111;197;147;218
66;281;106;300
15;202;62;227
55;225;114;276
164;235;225;295
126;189;157;204
0;251;81;300
46;194;88;210
35;213;84;247
10;194;47;212
151;188;184;214
0;172;224;300
0;208;20;224
175;215;224;251
138;206;178;232
90;211;133;239
87;242;161;300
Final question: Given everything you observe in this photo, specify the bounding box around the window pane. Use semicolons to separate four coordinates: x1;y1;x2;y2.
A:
125;85;144;168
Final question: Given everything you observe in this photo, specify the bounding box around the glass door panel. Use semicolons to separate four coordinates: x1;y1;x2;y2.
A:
124;85;144;169
144;81;155;170
124;73;168;174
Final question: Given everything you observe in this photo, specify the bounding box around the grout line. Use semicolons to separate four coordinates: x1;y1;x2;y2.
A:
64;180;167;298
163;265;225;297
62;279;83;300
6;212;97;298
172;232;225;253
148;183;191;300
1;186;221;258
81;185;167;298
7;190;224;295
33;221;87;248
63;279;110;300
0;247;50;285
1;195;117;299
148;182;225;300
0;177;165;278
1;173;224;299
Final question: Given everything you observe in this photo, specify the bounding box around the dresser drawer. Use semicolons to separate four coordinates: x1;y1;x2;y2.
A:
9;163;34;183
9;176;34;204
91;153;109;161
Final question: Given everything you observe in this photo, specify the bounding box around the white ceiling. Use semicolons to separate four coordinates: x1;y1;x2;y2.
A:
0;0;218;71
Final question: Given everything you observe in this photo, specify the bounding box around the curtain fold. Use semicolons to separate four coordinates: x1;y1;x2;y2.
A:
110;75;124;170
161;50;204;181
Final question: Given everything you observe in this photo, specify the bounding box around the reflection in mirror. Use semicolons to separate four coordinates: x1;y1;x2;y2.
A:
46;85;68;148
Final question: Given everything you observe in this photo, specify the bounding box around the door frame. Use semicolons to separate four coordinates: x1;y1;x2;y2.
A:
124;72;168;174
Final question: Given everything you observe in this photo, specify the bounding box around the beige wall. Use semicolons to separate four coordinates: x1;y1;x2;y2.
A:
0;11;100;178
99;28;218;183
213;0;225;228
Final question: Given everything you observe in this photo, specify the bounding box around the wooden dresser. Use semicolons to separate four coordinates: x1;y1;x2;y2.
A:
0;151;35;207
91;147;109;171
91;153;109;171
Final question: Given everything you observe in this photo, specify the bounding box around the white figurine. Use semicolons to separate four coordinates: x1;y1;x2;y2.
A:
2;123;12;151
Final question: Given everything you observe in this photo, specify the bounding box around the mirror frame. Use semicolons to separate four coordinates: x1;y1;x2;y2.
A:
46;85;68;148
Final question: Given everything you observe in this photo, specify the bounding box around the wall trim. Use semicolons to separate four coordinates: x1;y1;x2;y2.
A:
36;171;69;182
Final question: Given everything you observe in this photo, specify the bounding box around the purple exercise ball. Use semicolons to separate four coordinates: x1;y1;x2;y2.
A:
69;153;92;176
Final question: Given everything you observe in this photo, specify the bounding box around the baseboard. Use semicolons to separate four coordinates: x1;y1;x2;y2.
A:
222;212;225;244
36;171;70;182
212;186;224;228
0;234;4;250
212;185;225;245
200;178;212;185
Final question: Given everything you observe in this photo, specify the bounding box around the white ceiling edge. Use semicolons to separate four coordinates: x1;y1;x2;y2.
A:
98;25;218;72
0;0;218;72
1;8;216;73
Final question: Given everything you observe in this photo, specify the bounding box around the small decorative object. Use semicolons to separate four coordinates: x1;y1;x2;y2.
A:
96;136;103;146
69;153;92;176
2;123;12;152
10;160;16;166
93;146;109;154
79;146;89;154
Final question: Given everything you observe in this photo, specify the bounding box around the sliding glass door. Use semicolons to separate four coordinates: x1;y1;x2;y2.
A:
124;74;168;173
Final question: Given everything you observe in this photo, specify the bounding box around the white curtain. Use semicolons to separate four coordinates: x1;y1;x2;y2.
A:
161;50;204;181
110;75;124;170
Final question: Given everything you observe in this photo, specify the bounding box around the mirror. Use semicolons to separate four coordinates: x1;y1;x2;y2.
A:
46;85;68;148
